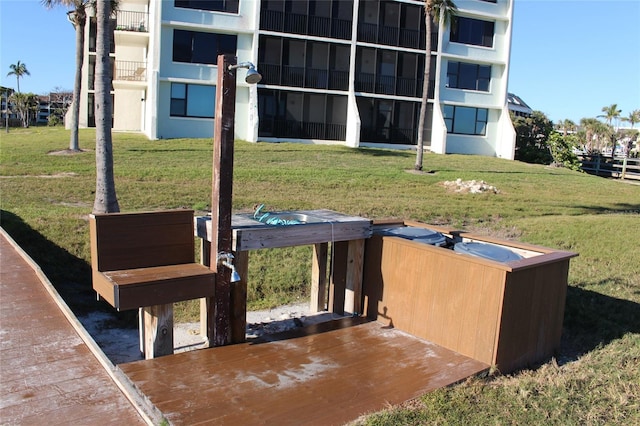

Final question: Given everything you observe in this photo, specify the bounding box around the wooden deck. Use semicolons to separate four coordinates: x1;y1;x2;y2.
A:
0;230;148;425
119;317;489;425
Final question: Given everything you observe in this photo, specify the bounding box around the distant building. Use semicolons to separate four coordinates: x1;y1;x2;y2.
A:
507;92;533;117
73;0;516;159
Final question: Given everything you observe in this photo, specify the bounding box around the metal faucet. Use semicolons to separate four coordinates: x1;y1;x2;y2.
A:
217;252;241;283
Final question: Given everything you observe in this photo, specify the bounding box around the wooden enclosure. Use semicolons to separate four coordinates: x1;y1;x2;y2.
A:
362;221;577;373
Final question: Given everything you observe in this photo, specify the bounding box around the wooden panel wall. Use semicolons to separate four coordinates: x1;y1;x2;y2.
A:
91;210;196;271
362;233;574;373
494;259;570;372
363;235;506;365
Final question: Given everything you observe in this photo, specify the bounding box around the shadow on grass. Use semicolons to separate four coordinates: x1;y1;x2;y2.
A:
559;286;640;364
573;203;640;214
1;209;137;328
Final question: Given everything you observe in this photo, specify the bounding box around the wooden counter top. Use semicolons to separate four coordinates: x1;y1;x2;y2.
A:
196;209;372;251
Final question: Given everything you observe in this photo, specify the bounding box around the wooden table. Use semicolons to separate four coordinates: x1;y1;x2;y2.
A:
195;209;372;343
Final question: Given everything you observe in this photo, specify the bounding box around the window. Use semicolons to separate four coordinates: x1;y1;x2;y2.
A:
450;17;494;47
447;61;491;91
443;105;488;135
170;83;215;118
172;30;237;65
175;0;239;14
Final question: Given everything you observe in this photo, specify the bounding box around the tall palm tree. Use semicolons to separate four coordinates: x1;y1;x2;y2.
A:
7;61;30;93
621;109;640;129
415;0;457;171
599;103;622;128
93;0;119;214
42;0;91;151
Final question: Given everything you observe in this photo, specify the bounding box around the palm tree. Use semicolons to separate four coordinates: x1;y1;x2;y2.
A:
621;109;640;129
599;103;622;128
42;0;90;151
556;119;576;137
7;61;30;93
415;0;457;171
93;0;119;214
580;117;612;154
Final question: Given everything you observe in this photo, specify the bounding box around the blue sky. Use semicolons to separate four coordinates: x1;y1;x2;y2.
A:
1;0;638;124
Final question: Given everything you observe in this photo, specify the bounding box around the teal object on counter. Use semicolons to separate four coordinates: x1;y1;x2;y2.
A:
253;204;302;226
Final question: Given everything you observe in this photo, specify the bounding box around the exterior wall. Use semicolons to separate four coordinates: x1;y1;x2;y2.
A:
80;0;515;159
433;0;515;158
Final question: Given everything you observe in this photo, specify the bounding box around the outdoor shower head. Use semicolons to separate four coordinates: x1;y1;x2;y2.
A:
228;62;262;84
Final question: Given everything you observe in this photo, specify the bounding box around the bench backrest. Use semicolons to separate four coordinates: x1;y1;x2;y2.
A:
90;209;196;272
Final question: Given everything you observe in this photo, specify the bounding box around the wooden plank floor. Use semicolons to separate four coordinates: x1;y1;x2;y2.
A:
0;231;146;425
120;317;489;425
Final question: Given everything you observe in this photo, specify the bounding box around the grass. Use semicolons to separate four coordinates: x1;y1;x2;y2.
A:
1;126;639;424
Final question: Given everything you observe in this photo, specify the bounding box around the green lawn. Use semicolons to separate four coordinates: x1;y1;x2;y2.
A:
1;127;638;425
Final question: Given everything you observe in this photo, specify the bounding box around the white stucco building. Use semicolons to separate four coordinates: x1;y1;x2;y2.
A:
73;0;516;158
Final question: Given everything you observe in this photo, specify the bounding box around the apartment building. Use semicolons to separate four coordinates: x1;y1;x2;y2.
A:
74;0;516;158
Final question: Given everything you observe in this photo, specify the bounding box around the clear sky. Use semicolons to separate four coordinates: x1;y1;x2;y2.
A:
1;0;639;124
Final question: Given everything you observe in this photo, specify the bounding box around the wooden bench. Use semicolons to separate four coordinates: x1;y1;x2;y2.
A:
90;209;215;358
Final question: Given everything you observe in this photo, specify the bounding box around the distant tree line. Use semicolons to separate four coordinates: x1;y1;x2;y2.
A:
512;105;640;170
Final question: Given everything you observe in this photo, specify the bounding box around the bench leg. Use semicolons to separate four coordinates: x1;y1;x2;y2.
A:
143;304;174;359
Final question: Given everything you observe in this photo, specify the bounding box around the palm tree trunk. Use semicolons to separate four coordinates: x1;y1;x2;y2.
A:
69;21;85;151
415;12;433;171
93;0;119;214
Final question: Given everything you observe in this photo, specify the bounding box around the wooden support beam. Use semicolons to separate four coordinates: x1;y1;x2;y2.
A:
208;54;237;347
143;304;174;359
230;250;249;343
310;242;328;313
344;239;365;315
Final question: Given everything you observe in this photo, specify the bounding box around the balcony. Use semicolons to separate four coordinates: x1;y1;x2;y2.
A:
361;126;416;145
114;10;149;47
115;10;148;32
113;60;147;88
261;64;349;91
260;9;352;41
355;73;431;98
259;119;346;141
357;24;436;51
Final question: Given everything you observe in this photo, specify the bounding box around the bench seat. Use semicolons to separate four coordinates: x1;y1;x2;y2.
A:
95;263;215;311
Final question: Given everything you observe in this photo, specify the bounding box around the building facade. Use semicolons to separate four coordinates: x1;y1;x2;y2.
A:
73;0;516;158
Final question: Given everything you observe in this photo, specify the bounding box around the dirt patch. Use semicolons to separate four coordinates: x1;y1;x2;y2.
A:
47;149;91;156
0;172;79;179
405;169;437;175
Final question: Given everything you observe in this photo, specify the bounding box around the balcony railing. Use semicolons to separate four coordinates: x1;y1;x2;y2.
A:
115;10;148;32
114;60;146;81
357;24;436;50
259;119;346;141
355;73;430;98
361;126;416;144
260;9;352;40
261;64;349;91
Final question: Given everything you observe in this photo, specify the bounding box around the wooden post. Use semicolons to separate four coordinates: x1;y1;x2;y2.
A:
230;250;249;343
143;304;174;359
200;239;211;340
329;241;348;315
311;242;328;313
207;54;238;347
621;157;627;180
344;239;365;315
